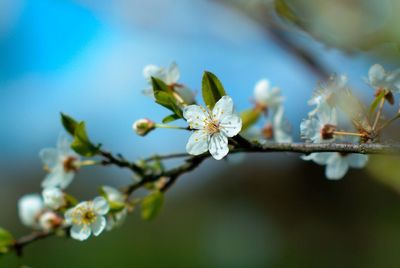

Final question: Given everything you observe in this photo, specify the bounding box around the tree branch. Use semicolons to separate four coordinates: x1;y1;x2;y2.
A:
10;141;400;255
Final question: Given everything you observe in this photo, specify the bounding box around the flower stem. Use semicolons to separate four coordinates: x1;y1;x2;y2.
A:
78;160;100;167
376;113;400;132
333;131;364;137
155;124;189;130
372;97;385;130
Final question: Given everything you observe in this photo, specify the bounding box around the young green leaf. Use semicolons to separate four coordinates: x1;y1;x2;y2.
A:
369;90;386;116
151;77;170;94
71;122;100;157
60;113;79;135
240;109;262;131
162;114;181;124
0;228;14;254
141;191;164;221
202;71;226;109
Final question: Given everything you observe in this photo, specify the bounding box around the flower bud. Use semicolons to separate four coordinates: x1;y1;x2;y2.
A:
132;118;155;136
38;211;63;231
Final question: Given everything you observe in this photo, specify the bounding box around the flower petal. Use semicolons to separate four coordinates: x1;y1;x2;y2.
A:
325;154;349;180
93;197;110;215
143;64;164;82
70;224;91;241
57;133;74;155
369;64;385;87
209;133;229;160
91;216;106;236
220;115;242;137
346;154;368;168
301;152;333;165
166;62;180;84
39;148;59;170
186;130;209;156
183;105;208;129
212;96;234;121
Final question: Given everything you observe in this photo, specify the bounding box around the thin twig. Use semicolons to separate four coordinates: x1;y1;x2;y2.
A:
372;98;385;130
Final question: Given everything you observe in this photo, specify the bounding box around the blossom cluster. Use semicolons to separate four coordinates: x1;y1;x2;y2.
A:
18;135;128;241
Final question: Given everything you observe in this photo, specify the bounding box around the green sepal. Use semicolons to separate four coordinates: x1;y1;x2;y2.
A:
369;90;386;116
151;77;183;118
141;190;164;221
201;71;226;109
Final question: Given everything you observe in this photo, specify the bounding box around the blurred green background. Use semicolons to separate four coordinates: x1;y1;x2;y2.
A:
2;0;400;267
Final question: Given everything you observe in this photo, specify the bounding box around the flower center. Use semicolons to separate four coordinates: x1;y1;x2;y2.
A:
262;124;274;139
63;156;78;173
320;124;336;140
82;210;96;225
206;120;220;134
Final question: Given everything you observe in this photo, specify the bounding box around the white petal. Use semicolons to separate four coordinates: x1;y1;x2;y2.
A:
18;194;44;227
59;172;75;189
143;64;164;82
174;86;195;104
93;197;110;215
102;186;125;203
91;216;106;236
369;64;385;87
39;148;59;169
220;115;242;137
183;105;208;129
325;154;349;180
253;79;270;103
64;208;74;225
346;154;368;168
301;152;333;165
186;130;209;156
42;187;64;210
57;133;74;155
166;62;180;84
70;224;91;241
212;96;234;121
209;133;229;160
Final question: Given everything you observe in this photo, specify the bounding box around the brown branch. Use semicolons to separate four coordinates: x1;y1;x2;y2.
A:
11;140;400;255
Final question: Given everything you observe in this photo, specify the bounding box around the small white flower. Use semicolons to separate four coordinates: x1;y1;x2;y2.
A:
300;104;337;143
253;79;284;111
302;152;368;180
143;62;195;104
18;194;44;228
40;134;81;189
42;188;65;210
65;197;109;241
101;186;128;231
183;96;242;160
368;64;400;94
38;211;63;231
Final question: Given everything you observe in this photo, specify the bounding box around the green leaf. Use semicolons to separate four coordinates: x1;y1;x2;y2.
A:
152;78;183;118
369;90;386;115
240;109;262;131
141;191;164;221
71;122;100;157
202;71;226;109
60;113;79;136
0;228;14;254
162;114;181;124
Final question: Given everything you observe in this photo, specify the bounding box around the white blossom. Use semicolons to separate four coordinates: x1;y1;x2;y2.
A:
302;152;368;180
42;187;65;210
368;64;400;94
39;134;80;189
65;197;109;241
300;104;337;143
101;186;128;231
253;79;284;111
183;96;242;160
308;74;347;115
18;194;44;228
143;62;195;104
